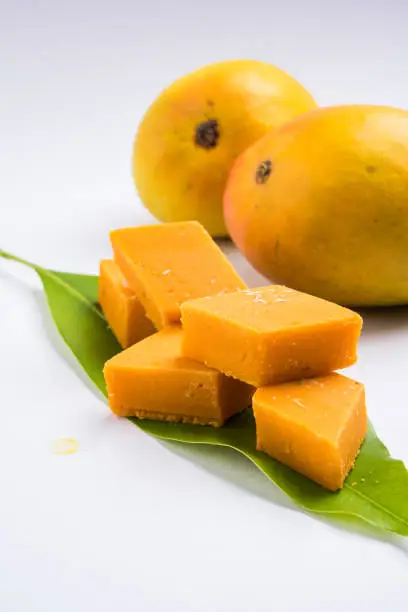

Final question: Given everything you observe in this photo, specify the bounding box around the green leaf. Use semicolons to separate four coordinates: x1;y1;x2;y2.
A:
2;248;408;537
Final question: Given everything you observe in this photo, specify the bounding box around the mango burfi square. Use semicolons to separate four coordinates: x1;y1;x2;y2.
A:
103;326;253;427
98;259;155;348
110;221;247;329
253;374;367;490
181;285;362;386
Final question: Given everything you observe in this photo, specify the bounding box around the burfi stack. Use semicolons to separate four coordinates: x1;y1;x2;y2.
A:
101;221;366;491
102;221;252;427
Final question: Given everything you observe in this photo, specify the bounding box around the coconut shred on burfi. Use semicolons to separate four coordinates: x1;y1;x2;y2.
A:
98;259;155;348
110;221;247;329
103;326;253;427
253;374;367;490
181;285;362;386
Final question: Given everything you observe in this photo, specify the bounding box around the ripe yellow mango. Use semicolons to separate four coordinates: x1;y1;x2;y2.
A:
133;60;316;236
224;105;408;306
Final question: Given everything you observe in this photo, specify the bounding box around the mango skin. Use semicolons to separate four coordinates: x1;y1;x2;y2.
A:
224;105;408;306
133;60;317;236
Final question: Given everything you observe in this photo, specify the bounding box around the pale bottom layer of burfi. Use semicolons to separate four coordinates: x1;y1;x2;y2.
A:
125;407;246;427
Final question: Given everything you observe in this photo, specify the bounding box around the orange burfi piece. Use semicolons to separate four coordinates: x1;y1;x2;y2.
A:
103;327;253;426
98;259;155;348
110;221;246;328
181;285;362;386
253;374;367;490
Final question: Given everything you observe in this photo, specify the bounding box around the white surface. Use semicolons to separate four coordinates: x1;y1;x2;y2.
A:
1;1;408;610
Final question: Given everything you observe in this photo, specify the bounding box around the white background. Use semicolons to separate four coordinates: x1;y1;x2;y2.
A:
1;1;408;610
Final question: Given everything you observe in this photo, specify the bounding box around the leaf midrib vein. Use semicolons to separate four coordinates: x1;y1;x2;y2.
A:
343;481;408;528
38;267;104;321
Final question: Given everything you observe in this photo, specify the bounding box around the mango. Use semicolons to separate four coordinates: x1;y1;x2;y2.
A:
133;60;316;236
224;105;408;306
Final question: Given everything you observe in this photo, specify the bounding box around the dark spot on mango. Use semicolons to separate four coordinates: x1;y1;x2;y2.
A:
366;165;377;174
207;99;215;107
255;159;273;184
195;118;219;149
